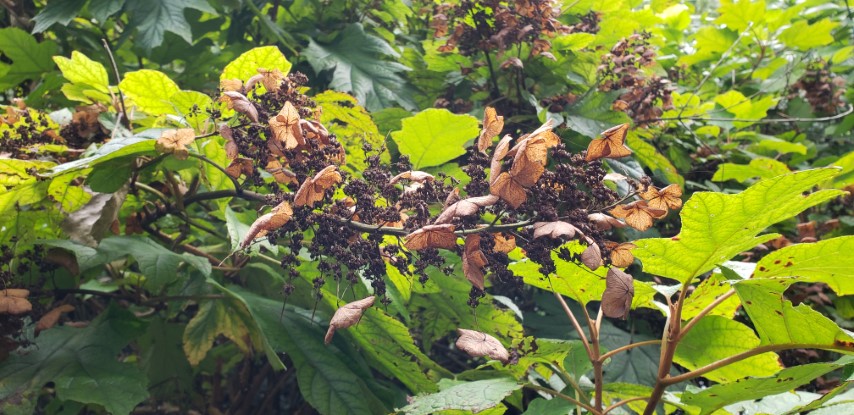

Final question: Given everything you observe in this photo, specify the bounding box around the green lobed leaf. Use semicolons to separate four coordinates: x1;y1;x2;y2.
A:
139;319;194;399
509;338;580;379
391;108;479;169
681;273;741;320
0;305;148;415
124;0;217;50
674;316;782;383
563;91;632;138
752;236;854;295
119;69;181;116
715;0;765;32
31;0;86;33
314;90;386;173
220;45;292;83
89;0;126;22
633;168;844;284
779;19;839;51
0;27;58;89
602;383;654;415
303;23;416;111
399;377;522;415
53;51;110;93
170;90;213;131
734;280;854;347
681;357;854;415
712;157;791;183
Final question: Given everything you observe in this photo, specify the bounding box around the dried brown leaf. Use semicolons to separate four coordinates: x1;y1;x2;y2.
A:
219;78;243;93
639;184;683;210
444;188;461;208
587;213;626;230
434;194;499;224
294;165;342;207
36;304;75;333
0;289;32;315
390;171;435;185
462;234;488;290
265;159;297;185
602;268;634;319
493;233;516;253
225;158;255;178
490;172;527;208
269;101;305;150
605;241;636;268
489;134;514;185
455;328;509;363
585;123;631;162
403;224;457;251
240;201;293;248
220;91;259;123
478;107;504;152
610;200;666;231
325;296;375;344
580;242;603;270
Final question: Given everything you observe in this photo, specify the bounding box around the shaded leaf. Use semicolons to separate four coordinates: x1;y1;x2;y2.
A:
399;377;522;415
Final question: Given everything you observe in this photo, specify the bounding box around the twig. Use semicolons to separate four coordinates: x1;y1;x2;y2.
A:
599;340;661;362
101;38;130;128
552;291;593;357
652;104;853;124
603;396;649;415
524;384;600;415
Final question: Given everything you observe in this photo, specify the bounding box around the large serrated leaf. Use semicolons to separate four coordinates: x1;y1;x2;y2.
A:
53;51;110;93
390;108;479;169
0;28;58;89
124;0;217;50
220;45;292;83
633;168;844;284
120;69;181;116
752;236;854;295
399;377;522;415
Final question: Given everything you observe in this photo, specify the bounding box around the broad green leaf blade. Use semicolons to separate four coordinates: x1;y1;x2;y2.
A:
89;0;125;22
734;281;854;348
96;236;212;291
510;338;580;379
715;0;765;32
224;287;389;415
0;28;58;89
124;0;217;50
633;168;844;284
119;69;181;116
681;357;854;415
753;236;854;295
563;91;631;138
399;377;522;415
183;300;251;365
138;319;193;399
712;158;790;183
674;316;781;383
0;306;148;415
681;273;740;320
220;45;292;83
391;108;479;169
779;19;839;51
602;383;654;415
304;23;416;111
170;90;213;131
49;136;156;176
314;90;386;173
53;51;110;93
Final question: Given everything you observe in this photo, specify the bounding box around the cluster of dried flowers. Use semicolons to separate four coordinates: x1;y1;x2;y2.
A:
187;70;682;360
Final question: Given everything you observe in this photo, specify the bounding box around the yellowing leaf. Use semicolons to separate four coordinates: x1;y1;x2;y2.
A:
715;0;765;32
391;108;479;168
120;69;180;116
53;51;109;93
780;19;839;51
221;46;293;85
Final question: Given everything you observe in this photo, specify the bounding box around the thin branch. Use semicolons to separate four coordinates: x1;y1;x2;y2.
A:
604;396;649;415
599;340;661;362
186;153;242;192
524;384;600;415
101;38;130;128
552;291;593;357
678;289;736;341
653;104;853;124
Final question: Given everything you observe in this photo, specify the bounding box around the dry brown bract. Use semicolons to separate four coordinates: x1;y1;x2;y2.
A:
478;107;504;152
493;233;516;253
489;120;559;207
434;194;499;224
225;158;255;178
403;224;457;251
155;129;195;160
240;201;294;248
462;234;489;290
532;221;582;240
325;296;375;344
455;328;509;363
640;184;683;210
490;172;528;209
220;78;243;93
390;171;435;185
602;268;634;319
606;242;636;268
585;123;632;162
36;304;75;334
294;165;342;207
588;213;626;230
0;289;32;315
220;91;259;123
580;240;603;270
265;159;297;184
610;200;666;231
245;68;285;92
489;135;514;185
269;101;305;152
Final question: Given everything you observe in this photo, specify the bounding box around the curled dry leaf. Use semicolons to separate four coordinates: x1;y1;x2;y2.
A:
605;241;636;268
225;158;255;178
403;224;457;251
0;289;32;315
300;119;330;144
490;171;528;208
640;184;683;210
265;159;297;184
434;194;499;224
240;201;293;248
500;57;524;69
493;233;516;253
588;213;626;230
36;304;75;333
478;107;504;153
601;268;634;319
444;187;461;208
294;165;342;207
585;123;631;162
390;171;435;185
602;172;628;182
610;200;666;231
325;296;375;344
532;221;582;240
455;328;510;363
462;234;489;290
580;241;603;270
155;128;196;160
220;91;259;123
489;134;514;185
269;101;305;150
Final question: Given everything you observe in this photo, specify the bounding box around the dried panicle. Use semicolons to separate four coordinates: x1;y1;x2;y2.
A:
606;241;636;268
588;213;626;230
601;268;634;319
640;184;683;210
294;165;342;207
155;129;196;160
325;296;375;344
455;328;510;363
36;304;75;333
585;123;631;162
225;158;255;178
220;91;259;123
610;200;666;231
404;224;457;251
0;289;32;315
240;201;294;248
390;171;435;185
434;194;499;224
462;234;489;290
532;221;582;240
478;107;504;153
269;101;305;151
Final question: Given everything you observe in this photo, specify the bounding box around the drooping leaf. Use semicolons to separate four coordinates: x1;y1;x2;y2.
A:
0;305;148;415
399;377;522;415
303;23;416;111
752;236;854;295
633;169;844;284
391;108;479;168
31;0;86;33
124;0;218;50
0;28;58;89
681;357;854;415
